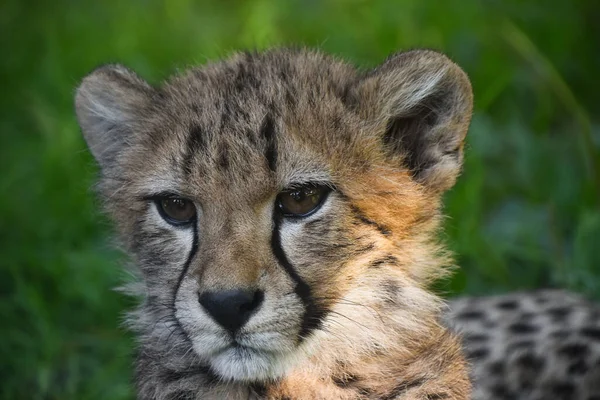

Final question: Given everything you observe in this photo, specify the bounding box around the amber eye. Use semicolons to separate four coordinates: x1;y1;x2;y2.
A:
156;196;196;225
277;184;330;218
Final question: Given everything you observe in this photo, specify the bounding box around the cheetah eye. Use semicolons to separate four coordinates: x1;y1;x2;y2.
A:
277;184;331;218
155;196;196;226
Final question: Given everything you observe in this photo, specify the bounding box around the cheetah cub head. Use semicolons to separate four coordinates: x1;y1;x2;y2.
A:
76;49;472;385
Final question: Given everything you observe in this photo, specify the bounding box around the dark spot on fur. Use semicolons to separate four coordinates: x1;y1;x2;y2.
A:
183;124;206;175
581;327;600;341
233;61;260;92
488;361;505;375
467;347;489;360
190;103;200;113
261;114;277;172
490;384;517;399
514;353;545;373
550;382;577;399
350;205;391;236
508;322;539;334
568;360;589;375
496;299;519;310
547;306;572;322
369;255;398;268
558;343;589;360
456;310;485;320
355;242;376;254
332;374;360;388
250;383;267;397
217;144;229;170
426;394;450;399
357;386;373;396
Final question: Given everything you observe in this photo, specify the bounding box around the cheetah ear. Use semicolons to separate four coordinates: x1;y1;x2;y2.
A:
75;64;155;170
350;50;473;193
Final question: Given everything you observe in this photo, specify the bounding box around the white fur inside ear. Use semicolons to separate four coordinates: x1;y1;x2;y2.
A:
82;87;126;125
76;89;126;165
387;67;447;117
75;64;152;169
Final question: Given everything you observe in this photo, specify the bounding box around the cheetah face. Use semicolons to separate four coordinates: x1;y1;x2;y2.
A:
75;50;472;382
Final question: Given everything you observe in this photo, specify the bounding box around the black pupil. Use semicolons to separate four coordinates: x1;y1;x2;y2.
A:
279;185;326;216
161;198;194;222
291;189;310;202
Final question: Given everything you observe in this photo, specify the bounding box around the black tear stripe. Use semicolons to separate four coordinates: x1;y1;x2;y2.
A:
261;114;277;172
183;124;206;176
271;215;328;341
174;221;199;304
171;221;199;345
167;223;215;382
350;205;391;236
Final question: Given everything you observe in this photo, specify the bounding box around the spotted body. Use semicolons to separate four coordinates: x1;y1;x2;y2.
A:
447;290;600;400
75;48;474;399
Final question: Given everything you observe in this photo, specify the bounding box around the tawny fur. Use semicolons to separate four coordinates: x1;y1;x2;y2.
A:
75;48;473;399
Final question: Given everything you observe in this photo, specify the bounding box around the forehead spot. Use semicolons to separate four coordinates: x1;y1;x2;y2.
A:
217;143;230;171
183;124;206;176
260;114;278;173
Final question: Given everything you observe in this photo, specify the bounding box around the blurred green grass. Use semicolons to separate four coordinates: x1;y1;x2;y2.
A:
1;0;599;398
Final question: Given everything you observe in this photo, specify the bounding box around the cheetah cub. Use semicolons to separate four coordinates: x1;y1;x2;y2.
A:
76;49;473;399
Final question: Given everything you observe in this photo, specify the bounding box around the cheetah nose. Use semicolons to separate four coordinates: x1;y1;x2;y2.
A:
198;289;264;334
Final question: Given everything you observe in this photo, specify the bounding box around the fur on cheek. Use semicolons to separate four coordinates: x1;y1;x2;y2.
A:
339;165;452;282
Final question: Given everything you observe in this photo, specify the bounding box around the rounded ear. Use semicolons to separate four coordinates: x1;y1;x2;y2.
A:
349;50;473;193
75;64;155;171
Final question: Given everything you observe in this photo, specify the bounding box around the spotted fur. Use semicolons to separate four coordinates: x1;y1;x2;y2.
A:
446;290;600;400
75;48;473;399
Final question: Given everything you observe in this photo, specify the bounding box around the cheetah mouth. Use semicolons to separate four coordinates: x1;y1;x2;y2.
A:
214;341;274;357
207;343;293;382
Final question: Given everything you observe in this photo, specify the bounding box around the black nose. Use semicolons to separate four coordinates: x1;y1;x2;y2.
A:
198;289;264;334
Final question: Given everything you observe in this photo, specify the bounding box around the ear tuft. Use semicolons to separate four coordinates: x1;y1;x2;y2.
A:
75;64;154;170
352;50;473;193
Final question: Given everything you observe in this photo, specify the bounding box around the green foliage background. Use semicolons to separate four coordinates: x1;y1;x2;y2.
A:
1;0;599;398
